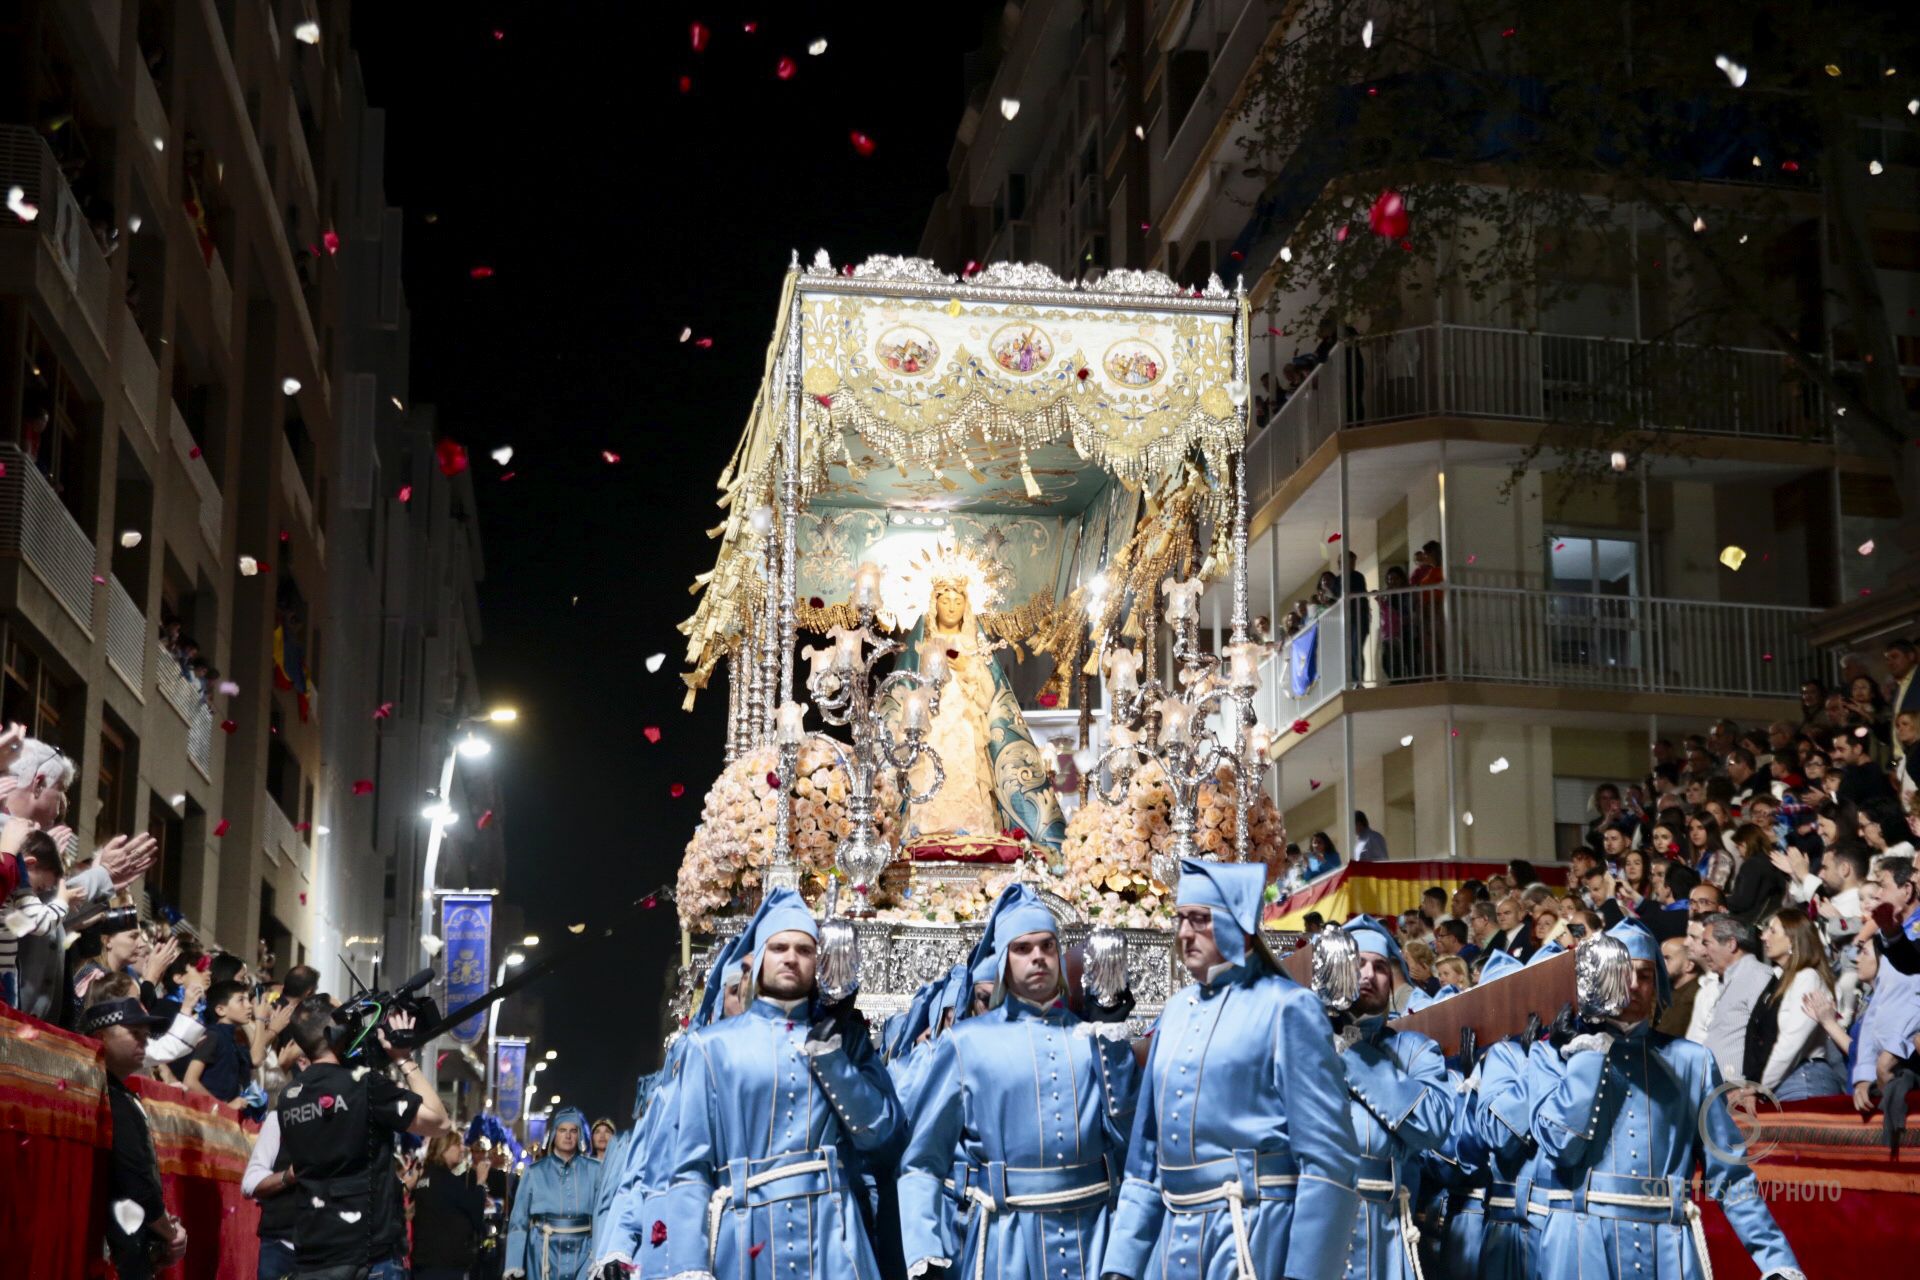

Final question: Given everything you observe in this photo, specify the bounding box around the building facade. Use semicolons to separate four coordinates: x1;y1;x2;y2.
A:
0;0;493;1000
922;0;1917;860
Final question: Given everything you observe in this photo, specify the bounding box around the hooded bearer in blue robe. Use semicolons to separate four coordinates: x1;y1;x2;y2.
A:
507;1106;603;1280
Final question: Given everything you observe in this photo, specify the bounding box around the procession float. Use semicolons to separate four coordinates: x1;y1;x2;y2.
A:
672;251;1288;1023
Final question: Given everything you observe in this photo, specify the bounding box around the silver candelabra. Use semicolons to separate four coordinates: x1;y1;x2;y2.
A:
1093;576;1268;891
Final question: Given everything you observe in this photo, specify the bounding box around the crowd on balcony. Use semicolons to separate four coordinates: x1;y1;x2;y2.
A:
157;615;219;706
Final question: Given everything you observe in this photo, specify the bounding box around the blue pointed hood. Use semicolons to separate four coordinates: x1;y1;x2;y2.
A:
1476;949;1524;985
967;883;1058;986
1605;917;1671;1010
1175;858;1267;968
746;886;819;987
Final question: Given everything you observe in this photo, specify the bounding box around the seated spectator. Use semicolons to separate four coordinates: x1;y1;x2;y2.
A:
1687;813;1733;890
1434;955;1471;990
1463;902;1497;960
1726;822;1789;925
1745;907;1844;1100
1420;887;1448;926
1401;940;1439;1003
1832;729;1897;809
1491;894;1534;959
1860;796;1917;859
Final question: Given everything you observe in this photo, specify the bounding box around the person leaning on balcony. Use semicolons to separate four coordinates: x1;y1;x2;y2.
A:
1353;811;1389;862
1409;540;1444;676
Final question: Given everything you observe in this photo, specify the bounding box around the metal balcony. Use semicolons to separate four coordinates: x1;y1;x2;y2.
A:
105;575;145;698
0;444;96;635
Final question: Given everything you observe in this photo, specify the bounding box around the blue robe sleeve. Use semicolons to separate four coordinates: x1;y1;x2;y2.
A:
1101;1026;1166;1279
661;1038;727;1278
1530;1045;1623;1170
505;1161;533;1277
897;1034;966;1272
1277;989;1363;1280
1475;1041;1533;1160
1346;1033;1453;1156
804;1016;902;1152
1693;1048;1801;1275
1090;1025;1142;1155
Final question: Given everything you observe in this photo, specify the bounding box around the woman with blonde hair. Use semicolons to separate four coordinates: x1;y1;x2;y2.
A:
412;1130;488;1280
1745;907;1843;1100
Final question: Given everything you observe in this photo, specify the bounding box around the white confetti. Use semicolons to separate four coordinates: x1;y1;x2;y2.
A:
218;680;240;696
238;555;259;577
337;1210;362;1223
281;376;302;396
679;326;692;343
1463;812;1475;826
421;933;445;957
1280;246;1293;263
1000;97;1021;121
113;1201;147;1235
1400;735;1414;747
1362;19;1374;47
1610;451;1628;471
5;911;34;939
1869;160;1884;175
310;1196;326;1209
808;38;828;56
491;445;514;466
352;1067;369;1081
1714;55;1747;88
284;1084;303;1099
645;652;667;673
1133;124;1144;140
1910;98;1919;115
1489;757;1510;774
396;1101;409;1116
119;530;142;548
1691;216;1706;232
6;186;38;222
1859;540;1875;556
293;20;320;44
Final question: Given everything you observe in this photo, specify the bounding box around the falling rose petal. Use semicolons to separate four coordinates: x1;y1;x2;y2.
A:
1859;539;1875;556
1502;27;1516;36
1361;19;1374;46
1553;541;1565;551
749;1244;767;1260
678;75;693;94
1037;691;1059;707
1000;97;1021;120
92;574;105;584
1714;55;1748;88
397;484;412;503
1291;719;1312;735
642;894;658;910
493;28;505;40
776;56;796;81
679;327;692;342
1761;652;1774;663
694;337;713;349
238;555;259;576
1326;532;1342;543
669;782;686;799
352;779;374;795
809;38;828;56
689;21;709;52
1367;190;1409;239
421;933;445;956
743;20;758;33
1466;553;1478;564
500;471;516;481
1309;779;1322;790
220;719;238;735
491;446;514;466
436;438;469;477
848;130;877;156
568;923;586;934
1718;544;1747;571
113;1201;147;1236
602;450;622;464
218;680;240;695
373;701;393;719
645;652;667;673
321;229;341;255
476;809;495;829
643;726;663;744
214;819;230;837
1336;224;1350;243
767;772;782;791
469;265;494;279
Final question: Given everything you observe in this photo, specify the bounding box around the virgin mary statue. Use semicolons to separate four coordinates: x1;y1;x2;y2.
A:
885;540;1065;853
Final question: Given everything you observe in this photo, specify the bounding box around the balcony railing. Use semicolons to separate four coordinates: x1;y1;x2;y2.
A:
1261;585;1829;726
262;794;309;869
0;445;96;635
169;405;222;555
1246;322;1829;511
105;575;145;697
120;308;161;449
0;125;113;348
155;642;213;779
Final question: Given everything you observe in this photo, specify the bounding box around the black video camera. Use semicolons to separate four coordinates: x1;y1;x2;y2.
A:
330;967;441;1063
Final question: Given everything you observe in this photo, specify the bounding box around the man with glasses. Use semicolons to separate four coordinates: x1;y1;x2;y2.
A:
1099;859;1358;1280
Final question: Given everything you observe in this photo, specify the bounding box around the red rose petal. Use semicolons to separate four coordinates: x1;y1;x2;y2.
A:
477;809;495;830
436;439;470;477
397;484;412;503
352;779;374;795
1291;719;1312;734
220;719;238;734
602;450;622;464
1336;224;1350;242
694;337;714;349
743;20;758;33
808;596;825;608
767;773;782;790
469;265;494;279
849;131;877;157
188;445;201;459
1308;779;1322;790
816;394;833;408
963;260;980;276
749;1244;766;1259
642;894;657;910
643;725;662;744
1326;532;1342;543
1076;367;1091;381
689;21;709;52
776;56;796;80
373;702;393;720
678;75;693;94
669;782;686;798
214;819;230;836
1038;692;1059;707
1368;189;1409;240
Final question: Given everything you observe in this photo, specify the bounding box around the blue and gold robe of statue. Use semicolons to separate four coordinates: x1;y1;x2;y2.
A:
506;1136;603;1280
1530;1022;1801;1280
1337;1018;1454;1279
659;997;902;1280
898;996;1140;1280
1101;962;1360;1280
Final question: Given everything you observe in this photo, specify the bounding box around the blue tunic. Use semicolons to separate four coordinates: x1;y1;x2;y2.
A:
1465;1039;1538;1280
1530;1022;1801;1279
596;1039;699;1280
507;1149;604;1280
659;997;903;1280
1102;962;1360;1280
899;997;1140;1280
1337;1019;1454;1279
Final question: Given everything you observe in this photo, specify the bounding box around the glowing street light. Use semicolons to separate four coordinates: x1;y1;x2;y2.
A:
457;734;492;759
521;935;540;947
505;952;526;968
545;1050;558;1061
487;707;519;723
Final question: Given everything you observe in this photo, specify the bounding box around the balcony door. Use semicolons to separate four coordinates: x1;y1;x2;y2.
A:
1545;533;1642;680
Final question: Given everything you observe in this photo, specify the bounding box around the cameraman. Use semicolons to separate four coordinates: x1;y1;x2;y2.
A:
277;995;451;1279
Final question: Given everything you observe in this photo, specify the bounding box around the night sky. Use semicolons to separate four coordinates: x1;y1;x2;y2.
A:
354;4;995;1119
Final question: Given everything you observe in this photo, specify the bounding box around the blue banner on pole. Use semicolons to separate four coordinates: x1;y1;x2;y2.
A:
441;894;493;1044
496;1038;528;1125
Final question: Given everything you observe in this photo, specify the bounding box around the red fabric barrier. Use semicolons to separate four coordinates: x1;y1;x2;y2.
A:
1;1004;258;1280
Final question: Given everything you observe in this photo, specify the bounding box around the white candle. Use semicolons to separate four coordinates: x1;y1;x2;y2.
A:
853;560;884;608
901;687;932;732
1250;724;1273;761
1106;648;1141;698
1163;576;1202;621
776;701;807;745
1159;697;1193;745
922;648;949;685
1226;641;1263;691
831;626;864;670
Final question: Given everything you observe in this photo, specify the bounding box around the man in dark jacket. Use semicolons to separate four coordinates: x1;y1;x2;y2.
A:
82;991;190;1279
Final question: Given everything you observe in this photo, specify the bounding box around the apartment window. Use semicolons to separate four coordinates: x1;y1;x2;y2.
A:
2;632;75;747
21;330;87;523
148;793;186;916
95;721;129;848
1545;534;1642;672
1166;49;1211;137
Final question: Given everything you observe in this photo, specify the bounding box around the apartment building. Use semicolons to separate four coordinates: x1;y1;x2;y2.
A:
0;0;493;998
922;0;1917;860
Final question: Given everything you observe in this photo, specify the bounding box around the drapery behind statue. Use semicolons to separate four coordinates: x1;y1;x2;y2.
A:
882;567;1065;855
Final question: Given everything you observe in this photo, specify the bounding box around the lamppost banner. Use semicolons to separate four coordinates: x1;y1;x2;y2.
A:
496;1038;528;1125
528;1111;549;1148
440;894;493;1043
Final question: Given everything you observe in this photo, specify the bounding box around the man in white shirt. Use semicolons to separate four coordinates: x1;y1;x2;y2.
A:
1684;917;1722;1045
1353;810;1389;861
1697;914;1772;1082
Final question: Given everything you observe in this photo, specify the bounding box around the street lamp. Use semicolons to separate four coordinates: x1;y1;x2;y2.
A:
545;1049;558;1061
417;706;519;1090
482;951;531;1110
457;734;493;759
521;934;539;947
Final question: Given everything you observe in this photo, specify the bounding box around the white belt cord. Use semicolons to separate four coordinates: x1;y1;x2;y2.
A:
536;1222;591;1280
1396;1187;1427;1280
1684;1201;1715;1280
706;1159;834;1267
1158;1181;1253;1280
961;1180;1112;1280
